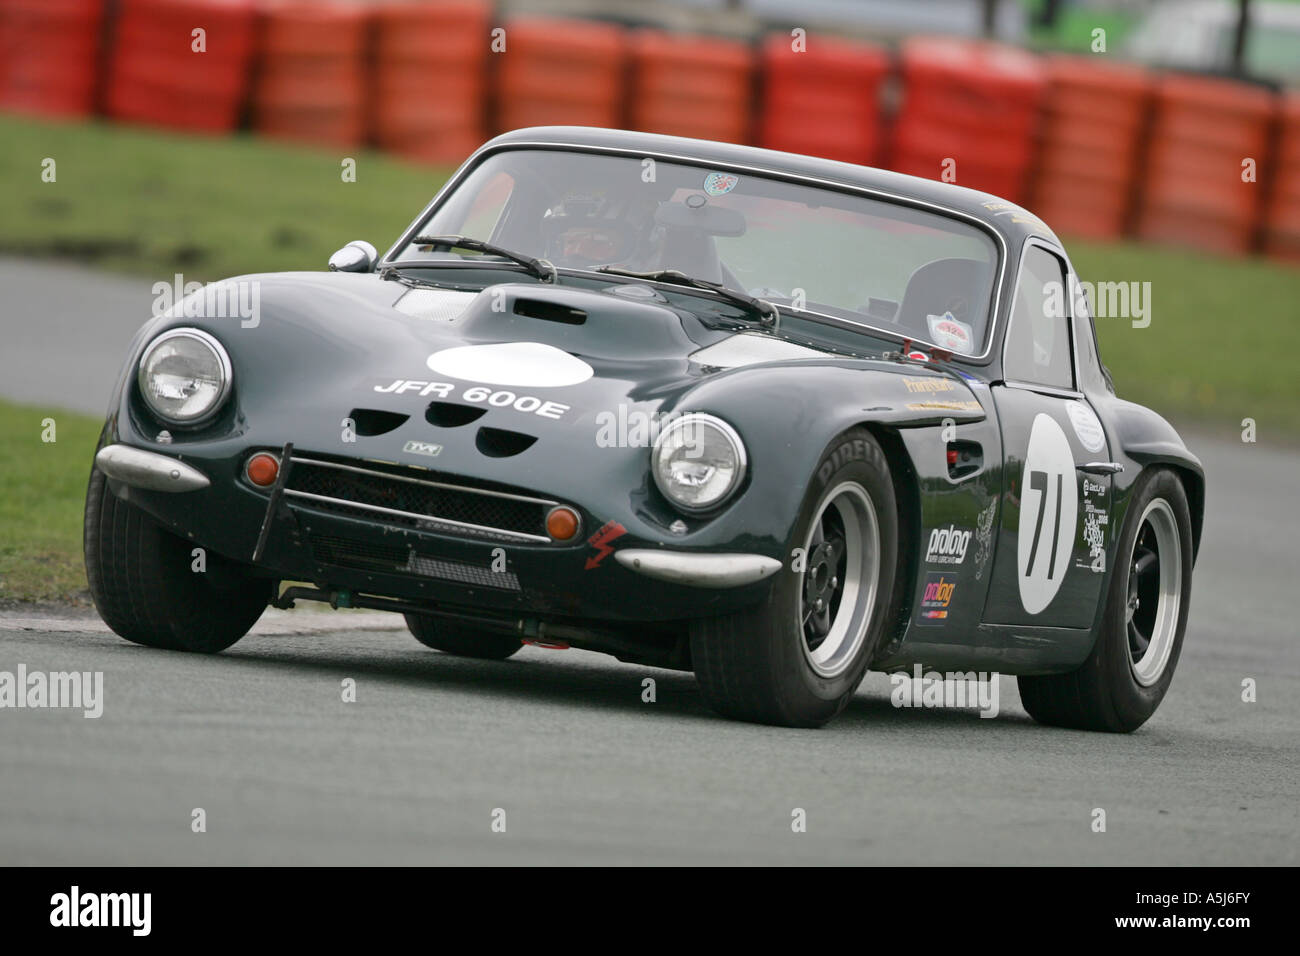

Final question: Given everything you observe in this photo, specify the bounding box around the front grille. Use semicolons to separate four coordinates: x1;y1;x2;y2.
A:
309;534;408;573
283;455;557;544
309;534;521;590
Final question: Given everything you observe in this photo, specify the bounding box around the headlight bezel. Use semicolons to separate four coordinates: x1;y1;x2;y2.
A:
650;412;748;514
136;327;233;427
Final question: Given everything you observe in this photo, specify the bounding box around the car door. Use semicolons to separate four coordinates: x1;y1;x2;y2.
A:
984;241;1117;628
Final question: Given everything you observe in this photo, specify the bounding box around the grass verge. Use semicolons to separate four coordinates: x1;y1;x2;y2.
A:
0;114;451;281
0;401;100;605
1071;240;1300;442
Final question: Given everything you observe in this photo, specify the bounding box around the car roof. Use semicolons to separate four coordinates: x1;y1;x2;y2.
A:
483;125;1060;249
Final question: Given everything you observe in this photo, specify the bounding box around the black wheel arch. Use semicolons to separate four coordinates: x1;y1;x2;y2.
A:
858;423;920;655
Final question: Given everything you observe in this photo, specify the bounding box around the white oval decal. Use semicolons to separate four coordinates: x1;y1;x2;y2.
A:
1066;401;1105;453
1017;414;1078;615
426;342;593;388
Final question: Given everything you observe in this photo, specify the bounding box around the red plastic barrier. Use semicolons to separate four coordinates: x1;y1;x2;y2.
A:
758;32;889;165
0;0;105;117
105;0;257;133
628;30;752;144
253;1;367;148
372;0;489;164
1135;73;1274;255
1030;56;1151;240
891;36;1045;203
494;17;626;134
1264;91;1300;265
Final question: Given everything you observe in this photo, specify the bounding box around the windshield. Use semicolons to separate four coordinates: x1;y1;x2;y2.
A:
394;148;1000;354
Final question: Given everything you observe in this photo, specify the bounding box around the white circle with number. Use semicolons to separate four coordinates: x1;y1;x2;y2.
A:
1018;414;1078;615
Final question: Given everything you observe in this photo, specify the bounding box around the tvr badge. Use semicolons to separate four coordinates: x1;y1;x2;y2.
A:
403;440;443;458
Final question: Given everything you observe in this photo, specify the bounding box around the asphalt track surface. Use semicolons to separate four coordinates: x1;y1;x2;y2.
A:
0;257;1296;865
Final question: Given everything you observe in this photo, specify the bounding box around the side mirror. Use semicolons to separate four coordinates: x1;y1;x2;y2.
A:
328;240;378;273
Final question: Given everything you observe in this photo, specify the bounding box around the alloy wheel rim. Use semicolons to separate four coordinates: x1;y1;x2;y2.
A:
797;482;880;679
1126;497;1182;687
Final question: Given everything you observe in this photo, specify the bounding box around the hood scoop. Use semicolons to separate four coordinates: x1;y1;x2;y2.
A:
690;332;827;369
453;283;697;360
514;298;587;325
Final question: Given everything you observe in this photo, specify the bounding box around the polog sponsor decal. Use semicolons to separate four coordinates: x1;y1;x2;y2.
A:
1066;401;1106;453
1017;414;1078;614
925;525;971;565
918;572;957;623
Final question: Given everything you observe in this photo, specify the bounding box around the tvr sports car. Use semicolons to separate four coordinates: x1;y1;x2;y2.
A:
85;127;1202;730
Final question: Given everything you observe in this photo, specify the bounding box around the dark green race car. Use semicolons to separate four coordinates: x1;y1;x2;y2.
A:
85;127;1203;730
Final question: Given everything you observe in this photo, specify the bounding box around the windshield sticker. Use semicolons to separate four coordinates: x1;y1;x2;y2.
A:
926;312;973;353
703;172;739;196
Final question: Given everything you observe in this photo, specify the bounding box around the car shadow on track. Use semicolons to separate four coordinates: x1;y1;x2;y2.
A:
190;636;1041;734
216;640;723;721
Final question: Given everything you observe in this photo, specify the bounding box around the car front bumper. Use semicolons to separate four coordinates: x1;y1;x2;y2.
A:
97;443;783;624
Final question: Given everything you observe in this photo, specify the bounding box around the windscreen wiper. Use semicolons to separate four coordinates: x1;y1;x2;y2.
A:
596;267;779;327
404;234;557;283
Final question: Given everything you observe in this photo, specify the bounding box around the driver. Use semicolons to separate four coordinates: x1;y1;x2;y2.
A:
554;223;625;265
540;196;646;270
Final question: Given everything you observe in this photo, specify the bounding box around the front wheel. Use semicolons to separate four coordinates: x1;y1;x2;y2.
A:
690;428;902;727
1018;467;1194;732
83;467;271;652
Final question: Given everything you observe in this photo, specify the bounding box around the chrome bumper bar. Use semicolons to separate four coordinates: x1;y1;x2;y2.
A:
95;444;210;492
614;549;782;588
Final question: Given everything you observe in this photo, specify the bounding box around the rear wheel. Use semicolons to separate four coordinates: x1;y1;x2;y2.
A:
404;614;523;660
84;467;271;652
690;428;902;727
1018;468;1193;732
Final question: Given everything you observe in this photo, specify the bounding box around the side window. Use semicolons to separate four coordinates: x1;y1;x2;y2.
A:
1070;273;1112;394
1005;245;1074;390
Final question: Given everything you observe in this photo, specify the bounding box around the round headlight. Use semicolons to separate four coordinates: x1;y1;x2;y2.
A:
651;413;747;513
137;328;232;425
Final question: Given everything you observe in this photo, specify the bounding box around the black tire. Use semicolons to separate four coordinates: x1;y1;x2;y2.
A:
1018;468;1193;732
404;614;523;660
690;428;903;727
84;467;271;653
